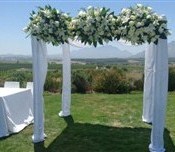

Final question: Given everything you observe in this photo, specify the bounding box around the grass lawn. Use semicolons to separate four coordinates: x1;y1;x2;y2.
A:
0;92;175;152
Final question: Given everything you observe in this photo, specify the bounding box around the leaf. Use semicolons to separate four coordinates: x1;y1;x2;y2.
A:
98;39;103;45
93;41;97;47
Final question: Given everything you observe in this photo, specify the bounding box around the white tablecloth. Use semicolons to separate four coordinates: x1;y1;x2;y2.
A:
0;88;33;138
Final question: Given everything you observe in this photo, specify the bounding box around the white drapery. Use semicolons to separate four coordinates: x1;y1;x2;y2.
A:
143;39;168;152
143;44;154;123
59;43;71;117
31;36;48;143
31;37;168;152
148;39;168;152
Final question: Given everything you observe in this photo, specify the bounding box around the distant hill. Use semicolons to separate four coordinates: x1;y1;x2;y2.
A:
168;41;175;58
71;45;132;59
130;51;145;58
0;41;175;62
130;41;175;58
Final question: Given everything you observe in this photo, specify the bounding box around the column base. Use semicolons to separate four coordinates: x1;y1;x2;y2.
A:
58;111;70;117
32;133;47;143
142;116;152;124
149;144;165;152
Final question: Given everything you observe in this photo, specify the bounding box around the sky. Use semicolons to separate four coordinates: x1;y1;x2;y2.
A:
0;0;175;55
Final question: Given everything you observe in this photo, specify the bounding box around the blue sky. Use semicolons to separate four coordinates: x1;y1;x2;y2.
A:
0;0;175;55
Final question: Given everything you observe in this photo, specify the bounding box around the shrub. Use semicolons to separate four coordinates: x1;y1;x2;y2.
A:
44;71;61;92
72;71;90;93
133;79;144;91
168;67;175;91
93;69;131;94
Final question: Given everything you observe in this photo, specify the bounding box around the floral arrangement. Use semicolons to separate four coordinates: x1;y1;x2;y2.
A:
24;4;170;46
118;4;170;45
70;6;121;47
24;5;71;46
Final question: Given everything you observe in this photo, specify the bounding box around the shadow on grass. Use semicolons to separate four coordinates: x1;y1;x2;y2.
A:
34;122;175;152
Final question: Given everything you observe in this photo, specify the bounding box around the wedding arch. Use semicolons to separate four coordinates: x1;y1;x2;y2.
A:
24;4;170;152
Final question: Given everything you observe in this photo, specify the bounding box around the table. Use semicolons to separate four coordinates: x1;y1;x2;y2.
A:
0;88;33;138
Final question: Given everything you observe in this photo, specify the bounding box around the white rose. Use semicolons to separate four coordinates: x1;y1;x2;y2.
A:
130;15;136;20
129;21;134;26
55;21;59;26
78;10;86;17
136;22;142;27
158;16;163;20
71;19;77;25
153;20;159;26
137;4;143;7
147;7;152;11
121;8;127;13
94;10;100;16
63;13;69;18
146;15;151;19
88;6;93;10
23;27;28;32
32;14;37;18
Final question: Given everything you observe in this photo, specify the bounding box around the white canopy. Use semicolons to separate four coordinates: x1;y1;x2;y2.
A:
31;36;168;152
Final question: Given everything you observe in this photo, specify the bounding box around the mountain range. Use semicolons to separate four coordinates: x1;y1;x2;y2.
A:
0;41;175;61
131;41;175;58
71;45;132;59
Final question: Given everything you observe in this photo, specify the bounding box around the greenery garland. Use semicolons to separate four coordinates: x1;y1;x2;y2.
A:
118;4;170;45
24;4;170;47
24;5;71;46
70;6;121;47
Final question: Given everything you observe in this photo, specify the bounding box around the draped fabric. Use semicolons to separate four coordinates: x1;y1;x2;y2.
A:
59;43;71;117
143;39;168;152
31;36;48;143
30;37;168;151
143;44;154;123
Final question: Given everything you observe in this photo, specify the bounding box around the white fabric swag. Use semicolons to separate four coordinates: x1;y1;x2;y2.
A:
31;36;48;143
59;43;71;117
143;39;168;152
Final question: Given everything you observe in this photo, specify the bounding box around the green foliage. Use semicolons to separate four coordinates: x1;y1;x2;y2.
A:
93;69;131;94
44;71;61;92
72;70;90;93
133;79;144;91
168;67;175;91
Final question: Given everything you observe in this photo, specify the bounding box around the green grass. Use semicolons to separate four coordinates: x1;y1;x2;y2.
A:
0;92;175;152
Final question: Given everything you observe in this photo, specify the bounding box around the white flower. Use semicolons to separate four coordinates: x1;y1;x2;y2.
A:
23;27;28;32
94;10;100;16
130;15;136;20
147;7;152;11
137;4;143;7
136;22;142;27
129;21;134;26
87;6;93;10
121;8;126;13
146;15;151;19
78;10;86;17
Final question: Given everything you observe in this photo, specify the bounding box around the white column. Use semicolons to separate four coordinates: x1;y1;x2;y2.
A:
149;39;168;152
59;43;71;117
142;44;154;123
31;36;48;143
